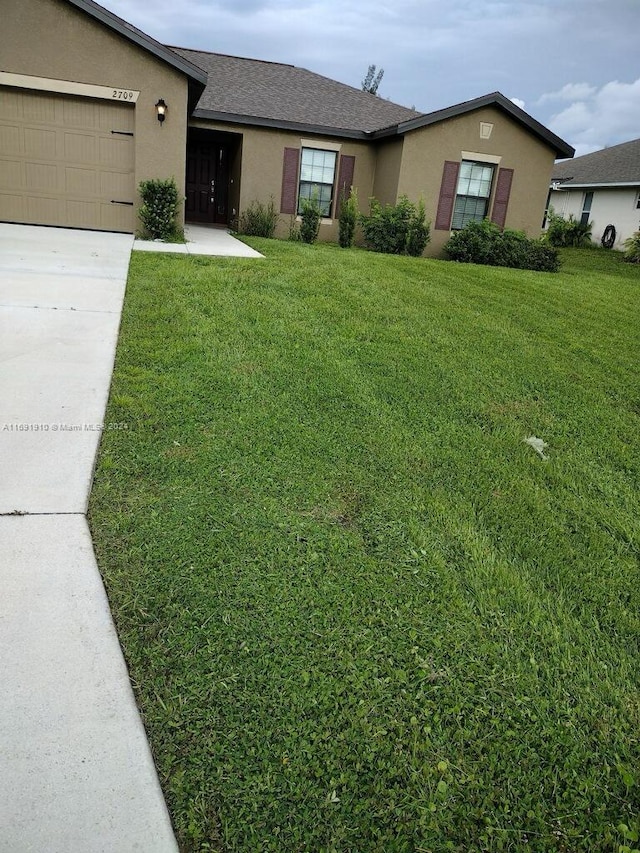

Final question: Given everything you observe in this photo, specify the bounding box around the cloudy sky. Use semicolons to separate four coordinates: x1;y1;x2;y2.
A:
106;0;639;157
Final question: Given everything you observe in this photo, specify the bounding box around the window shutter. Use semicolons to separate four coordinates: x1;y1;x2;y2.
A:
491;168;514;229
280;147;300;214
334;154;355;217
435;161;460;231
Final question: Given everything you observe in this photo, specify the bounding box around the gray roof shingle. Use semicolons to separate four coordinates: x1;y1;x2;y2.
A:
171;48;421;134
552;137;640;185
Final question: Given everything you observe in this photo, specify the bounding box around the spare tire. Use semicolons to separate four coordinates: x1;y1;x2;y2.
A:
601;224;616;249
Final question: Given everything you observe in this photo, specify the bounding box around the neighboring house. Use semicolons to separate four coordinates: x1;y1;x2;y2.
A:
548;138;640;250
1;0;574;256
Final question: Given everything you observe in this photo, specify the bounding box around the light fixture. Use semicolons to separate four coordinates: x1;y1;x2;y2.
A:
155;98;167;123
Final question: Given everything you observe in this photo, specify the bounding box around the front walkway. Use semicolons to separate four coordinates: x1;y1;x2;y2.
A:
133;223;264;257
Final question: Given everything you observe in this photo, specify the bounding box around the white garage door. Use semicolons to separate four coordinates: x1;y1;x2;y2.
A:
0;87;135;232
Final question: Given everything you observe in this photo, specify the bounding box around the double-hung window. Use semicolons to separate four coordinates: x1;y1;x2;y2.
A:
298;147;337;217
452;160;495;229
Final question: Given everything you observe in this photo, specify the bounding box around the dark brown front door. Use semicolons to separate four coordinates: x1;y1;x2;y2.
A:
185;141;229;224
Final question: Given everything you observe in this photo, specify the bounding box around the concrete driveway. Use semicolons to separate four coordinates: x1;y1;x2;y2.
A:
0;224;177;852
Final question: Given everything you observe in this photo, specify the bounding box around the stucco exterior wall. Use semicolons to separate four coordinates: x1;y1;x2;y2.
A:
396;107;557;256
372;139;404;206
1;0;190;230
190;119;377;241
548;186;640;250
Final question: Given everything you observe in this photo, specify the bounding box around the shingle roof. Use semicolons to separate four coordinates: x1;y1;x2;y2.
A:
170;48;574;157
552;137;640;185
171;48;421;134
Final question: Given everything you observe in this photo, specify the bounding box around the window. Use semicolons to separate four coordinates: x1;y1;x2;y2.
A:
580;191;594;227
635;191;640;210
298;147;337;217
452;160;495;229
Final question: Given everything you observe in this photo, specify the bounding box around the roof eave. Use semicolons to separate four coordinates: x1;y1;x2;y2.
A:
550;180;640;189
63;0;208;87
374;92;575;158
191;108;372;139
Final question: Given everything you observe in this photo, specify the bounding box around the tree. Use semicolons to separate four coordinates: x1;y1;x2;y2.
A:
362;64;384;95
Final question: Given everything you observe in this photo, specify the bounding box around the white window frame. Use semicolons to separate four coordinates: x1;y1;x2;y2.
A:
452;159;496;230
297;140;340;220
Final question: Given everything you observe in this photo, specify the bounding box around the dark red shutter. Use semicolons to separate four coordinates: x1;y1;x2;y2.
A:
434;161;460;231
333;154;355;217
280;147;300;214
491;168;514;229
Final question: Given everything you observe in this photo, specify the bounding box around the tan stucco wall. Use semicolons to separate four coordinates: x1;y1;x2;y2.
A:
191;119;377;241
372;139;404;206
396;107;556;255
1;0;190;231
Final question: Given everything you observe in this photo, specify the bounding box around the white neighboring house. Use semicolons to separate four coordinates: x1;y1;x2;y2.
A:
547;137;640;250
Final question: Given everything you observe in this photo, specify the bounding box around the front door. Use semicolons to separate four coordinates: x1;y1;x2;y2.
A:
185;141;229;224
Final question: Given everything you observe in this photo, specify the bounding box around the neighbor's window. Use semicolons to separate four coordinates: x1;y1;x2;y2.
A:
452;160;495;229
635;192;640;210
298;147;337;217
580;191;594;227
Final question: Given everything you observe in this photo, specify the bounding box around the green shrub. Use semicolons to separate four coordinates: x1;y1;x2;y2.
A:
360;195;430;256
405;198;430;257
138;178;180;240
545;209;593;247
338;186;358;248
300;198;321;244
445;219;560;272
622;231;640;263
238;198;279;238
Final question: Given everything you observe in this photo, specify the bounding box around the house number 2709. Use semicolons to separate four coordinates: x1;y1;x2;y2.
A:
112;90;134;100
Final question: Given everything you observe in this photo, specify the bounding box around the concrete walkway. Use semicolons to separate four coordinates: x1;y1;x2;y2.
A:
133;223;264;257
0;223;178;851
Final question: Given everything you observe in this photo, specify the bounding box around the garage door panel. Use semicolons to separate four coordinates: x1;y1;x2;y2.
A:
100;171;131;198
0;87;135;232
65;131;99;165
26;195;60;222
25;162;58;192
66;167;98;195
100;202;133;232
0;124;21;154
22;93;58;123
24;127;58;159
0;160;23;189
0;193;25;219
100;137;133;169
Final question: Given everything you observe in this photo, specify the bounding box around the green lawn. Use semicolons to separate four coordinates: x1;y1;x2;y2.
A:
89;242;639;853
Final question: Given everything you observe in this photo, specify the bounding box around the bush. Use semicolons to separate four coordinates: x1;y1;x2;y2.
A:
138;178;180;240
360;195;430;256
338;186;358;248
405;198;430;257
238;198;279;238
545;209;593;247
300;198;321;244
622;231;640;263
445;219;560;272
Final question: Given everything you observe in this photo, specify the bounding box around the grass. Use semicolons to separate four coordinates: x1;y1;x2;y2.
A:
89;242;640;852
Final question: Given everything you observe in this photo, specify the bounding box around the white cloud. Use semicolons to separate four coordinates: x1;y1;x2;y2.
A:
537;83;597;104
547;78;640;154
510;98;526;109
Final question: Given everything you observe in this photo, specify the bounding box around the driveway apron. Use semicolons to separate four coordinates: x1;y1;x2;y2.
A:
0;224;178;852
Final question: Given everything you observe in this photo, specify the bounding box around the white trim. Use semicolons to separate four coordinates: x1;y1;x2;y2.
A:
461;150;502;164
300;138;341;152
0;72;139;103
550;181;640;189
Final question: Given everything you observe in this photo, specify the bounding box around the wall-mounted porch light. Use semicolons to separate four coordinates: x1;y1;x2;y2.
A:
155;98;167;123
